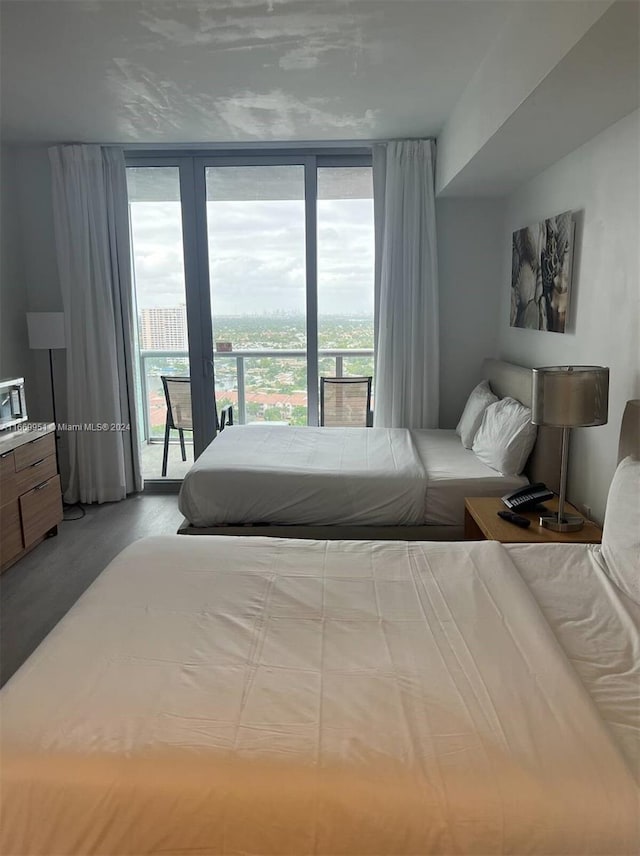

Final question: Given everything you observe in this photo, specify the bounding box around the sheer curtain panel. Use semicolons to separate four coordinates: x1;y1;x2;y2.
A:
49;145;142;503
373;140;439;428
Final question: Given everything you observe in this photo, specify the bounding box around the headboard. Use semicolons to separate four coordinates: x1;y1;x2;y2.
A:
481;358;562;493
618;399;640;462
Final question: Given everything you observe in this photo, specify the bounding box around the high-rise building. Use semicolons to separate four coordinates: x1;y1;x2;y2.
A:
139;306;187;350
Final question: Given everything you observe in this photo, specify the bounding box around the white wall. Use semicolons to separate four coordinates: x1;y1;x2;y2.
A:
437;197;505;427
0;146;33;389
14;147;61;314
436;0;612;194
10;146;63;425
499;110;640;522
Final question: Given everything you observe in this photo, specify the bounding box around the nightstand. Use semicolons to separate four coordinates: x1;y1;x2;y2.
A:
464;496;602;544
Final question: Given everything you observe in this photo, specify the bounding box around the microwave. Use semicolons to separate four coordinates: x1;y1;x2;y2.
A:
0;378;28;430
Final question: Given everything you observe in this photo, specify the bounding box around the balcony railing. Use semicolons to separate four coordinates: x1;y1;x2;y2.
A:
138;348;374;442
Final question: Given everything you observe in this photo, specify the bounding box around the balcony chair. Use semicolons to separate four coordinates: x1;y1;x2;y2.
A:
320;376;373;428
160;376;234;477
220;404;233;430
160;376;193;477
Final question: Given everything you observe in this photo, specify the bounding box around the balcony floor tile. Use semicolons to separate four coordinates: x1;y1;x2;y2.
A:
140;441;193;482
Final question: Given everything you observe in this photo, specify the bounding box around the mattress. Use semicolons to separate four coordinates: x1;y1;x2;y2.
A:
412;428;527;525
179;426;527;528
1;535;637;855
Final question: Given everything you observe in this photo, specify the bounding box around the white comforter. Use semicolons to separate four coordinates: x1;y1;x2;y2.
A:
178;426;527;528
510;542;640;783
1;536;637;854
179;425;427;527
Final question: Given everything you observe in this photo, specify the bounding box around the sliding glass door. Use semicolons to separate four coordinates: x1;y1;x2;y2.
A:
317;166;375;391
205;165;308;425
127;166;195;481
126;151;372;481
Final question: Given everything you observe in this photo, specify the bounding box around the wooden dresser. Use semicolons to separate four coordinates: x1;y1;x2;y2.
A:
0;424;63;573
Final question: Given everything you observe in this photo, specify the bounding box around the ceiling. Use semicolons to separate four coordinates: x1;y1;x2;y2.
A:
439;0;640;196
0;0;507;145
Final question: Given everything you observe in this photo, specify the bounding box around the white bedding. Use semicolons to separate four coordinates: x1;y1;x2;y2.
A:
508;542;640;782
179;425;427;527
179;426;527;528
412;428;527;524
1;535;637;855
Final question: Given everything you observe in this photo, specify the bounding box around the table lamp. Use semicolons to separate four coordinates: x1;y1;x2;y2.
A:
532;365;609;532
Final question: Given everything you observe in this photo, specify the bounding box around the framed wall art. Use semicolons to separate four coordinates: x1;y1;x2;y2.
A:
510;211;574;333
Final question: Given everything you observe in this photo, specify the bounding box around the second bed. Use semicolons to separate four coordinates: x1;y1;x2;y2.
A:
179;358;560;539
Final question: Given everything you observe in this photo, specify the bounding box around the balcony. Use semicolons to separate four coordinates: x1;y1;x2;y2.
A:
137;348;374;477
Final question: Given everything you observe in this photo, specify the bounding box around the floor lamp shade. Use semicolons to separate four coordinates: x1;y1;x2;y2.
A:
531;366;609;532
26;313;66;350
26;312;66;434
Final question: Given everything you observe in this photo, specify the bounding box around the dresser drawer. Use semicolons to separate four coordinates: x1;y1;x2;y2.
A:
19;475;63;548
0;499;23;566
15;454;58;496
0;449;17;505
0;448;16;478
14;433;56;472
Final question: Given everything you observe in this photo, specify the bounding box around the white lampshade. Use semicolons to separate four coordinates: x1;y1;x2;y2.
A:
26;312;66;350
531;366;609;428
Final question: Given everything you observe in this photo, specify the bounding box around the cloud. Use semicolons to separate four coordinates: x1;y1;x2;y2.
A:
129;195;373;317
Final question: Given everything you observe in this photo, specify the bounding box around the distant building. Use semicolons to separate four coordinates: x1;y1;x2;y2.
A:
139;306;187;350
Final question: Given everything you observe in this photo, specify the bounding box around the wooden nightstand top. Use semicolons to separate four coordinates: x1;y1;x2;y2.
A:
464;496;603;544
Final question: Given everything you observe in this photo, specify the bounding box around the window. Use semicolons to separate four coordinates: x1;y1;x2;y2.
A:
126;150;373;479
317;166;374;399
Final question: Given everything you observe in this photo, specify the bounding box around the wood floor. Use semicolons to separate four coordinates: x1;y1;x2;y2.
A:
0;494;183;687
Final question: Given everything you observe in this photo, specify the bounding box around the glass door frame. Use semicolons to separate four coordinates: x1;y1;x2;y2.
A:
126;148;372;459
127;154;215;461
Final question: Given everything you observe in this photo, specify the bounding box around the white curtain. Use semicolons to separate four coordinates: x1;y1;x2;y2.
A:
50;145;142;503
373;140;439;428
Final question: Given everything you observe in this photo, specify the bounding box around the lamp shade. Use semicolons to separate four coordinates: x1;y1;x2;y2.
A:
26;312;66;350
532;366;609;427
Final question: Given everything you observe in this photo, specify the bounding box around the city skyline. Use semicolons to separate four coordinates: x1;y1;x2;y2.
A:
137;305;374;352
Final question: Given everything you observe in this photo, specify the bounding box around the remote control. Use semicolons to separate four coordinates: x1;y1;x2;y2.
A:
497;510;531;528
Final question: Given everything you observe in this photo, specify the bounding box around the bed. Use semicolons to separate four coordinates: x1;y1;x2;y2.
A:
178;358;562;540
1;403;638;855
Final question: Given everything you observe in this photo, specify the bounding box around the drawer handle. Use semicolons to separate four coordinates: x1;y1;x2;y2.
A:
35;481;49;491
0;451;11;459
30;458;46;468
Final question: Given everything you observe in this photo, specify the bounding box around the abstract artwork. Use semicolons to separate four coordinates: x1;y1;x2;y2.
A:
510;211;574;333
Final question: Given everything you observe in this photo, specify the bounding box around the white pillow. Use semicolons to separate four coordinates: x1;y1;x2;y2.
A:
601;456;640;604
472;397;537;475
455;380;498;449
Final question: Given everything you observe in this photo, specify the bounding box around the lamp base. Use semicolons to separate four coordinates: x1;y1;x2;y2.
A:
539;514;584;533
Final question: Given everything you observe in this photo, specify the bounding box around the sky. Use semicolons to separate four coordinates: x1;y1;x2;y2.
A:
129;197;374;316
